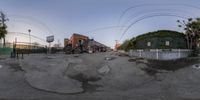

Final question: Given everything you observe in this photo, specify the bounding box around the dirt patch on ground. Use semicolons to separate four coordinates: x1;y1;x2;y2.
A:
118;53;129;57
8;62;24;72
140;67;159;76
105;57;116;61
137;57;199;77
68;73;102;93
128;58;136;62
147;57;199;71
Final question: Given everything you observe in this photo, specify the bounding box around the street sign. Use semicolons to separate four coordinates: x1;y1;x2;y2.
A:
46;35;54;43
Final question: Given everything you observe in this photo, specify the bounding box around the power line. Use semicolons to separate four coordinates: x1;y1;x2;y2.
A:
119;13;188;41
118;9;195;35
83;26;127;34
118;3;200;25
8;15;54;36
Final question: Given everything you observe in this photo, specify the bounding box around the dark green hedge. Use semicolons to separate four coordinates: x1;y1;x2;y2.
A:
135;30;187;49
136;30;186;42
119;30;187;51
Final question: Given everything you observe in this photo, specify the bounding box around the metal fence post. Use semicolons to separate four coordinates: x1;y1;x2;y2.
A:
22;53;24;59
178;49;181;58
139;50;142;57
156;49;159;60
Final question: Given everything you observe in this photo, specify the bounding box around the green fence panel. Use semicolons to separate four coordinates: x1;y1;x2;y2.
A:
197;47;200;54
0;47;13;55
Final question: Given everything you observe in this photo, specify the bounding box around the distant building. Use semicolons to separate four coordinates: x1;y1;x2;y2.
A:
114;40;121;50
14;42;45;49
63;33;110;53
64;38;70;47
88;39;110;52
115;43;121;50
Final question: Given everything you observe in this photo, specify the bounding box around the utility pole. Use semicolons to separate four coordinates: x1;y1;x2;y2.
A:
0;11;9;47
58;39;60;48
115;40;119;51
28;29;31;50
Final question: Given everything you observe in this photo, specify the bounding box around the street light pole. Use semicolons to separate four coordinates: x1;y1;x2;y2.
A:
28;29;31;49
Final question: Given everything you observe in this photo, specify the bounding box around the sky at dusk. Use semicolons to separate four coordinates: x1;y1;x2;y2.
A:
1;0;200;48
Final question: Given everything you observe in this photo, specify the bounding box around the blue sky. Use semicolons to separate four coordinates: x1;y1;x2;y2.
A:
1;0;200;48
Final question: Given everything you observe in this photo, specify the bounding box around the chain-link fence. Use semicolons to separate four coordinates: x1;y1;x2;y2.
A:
0;43;13;55
0;42;48;56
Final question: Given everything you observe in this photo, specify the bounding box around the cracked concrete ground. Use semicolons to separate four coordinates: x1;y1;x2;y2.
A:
0;52;200;100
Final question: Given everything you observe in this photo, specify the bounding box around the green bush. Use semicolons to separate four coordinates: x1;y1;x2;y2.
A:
118;37;136;51
135;30;186;42
119;30;187;51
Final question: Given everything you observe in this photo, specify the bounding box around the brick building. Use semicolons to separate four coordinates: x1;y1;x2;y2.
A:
70;33;89;48
64;33;110;53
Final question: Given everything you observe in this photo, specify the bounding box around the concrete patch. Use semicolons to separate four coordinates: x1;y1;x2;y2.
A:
192;64;200;70
105;57;116;61
20;56;84;94
98;65;110;74
25;71;83;93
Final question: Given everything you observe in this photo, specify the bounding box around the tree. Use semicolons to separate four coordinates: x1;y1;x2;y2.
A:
177;18;200;56
0;26;7;42
0;11;9;47
118;37;136;51
119;39;130;51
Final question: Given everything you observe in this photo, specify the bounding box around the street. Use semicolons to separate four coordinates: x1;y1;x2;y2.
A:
0;52;200;100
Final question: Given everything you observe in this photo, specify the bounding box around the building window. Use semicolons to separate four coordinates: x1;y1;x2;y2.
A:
165;41;170;46
147;42;151;47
